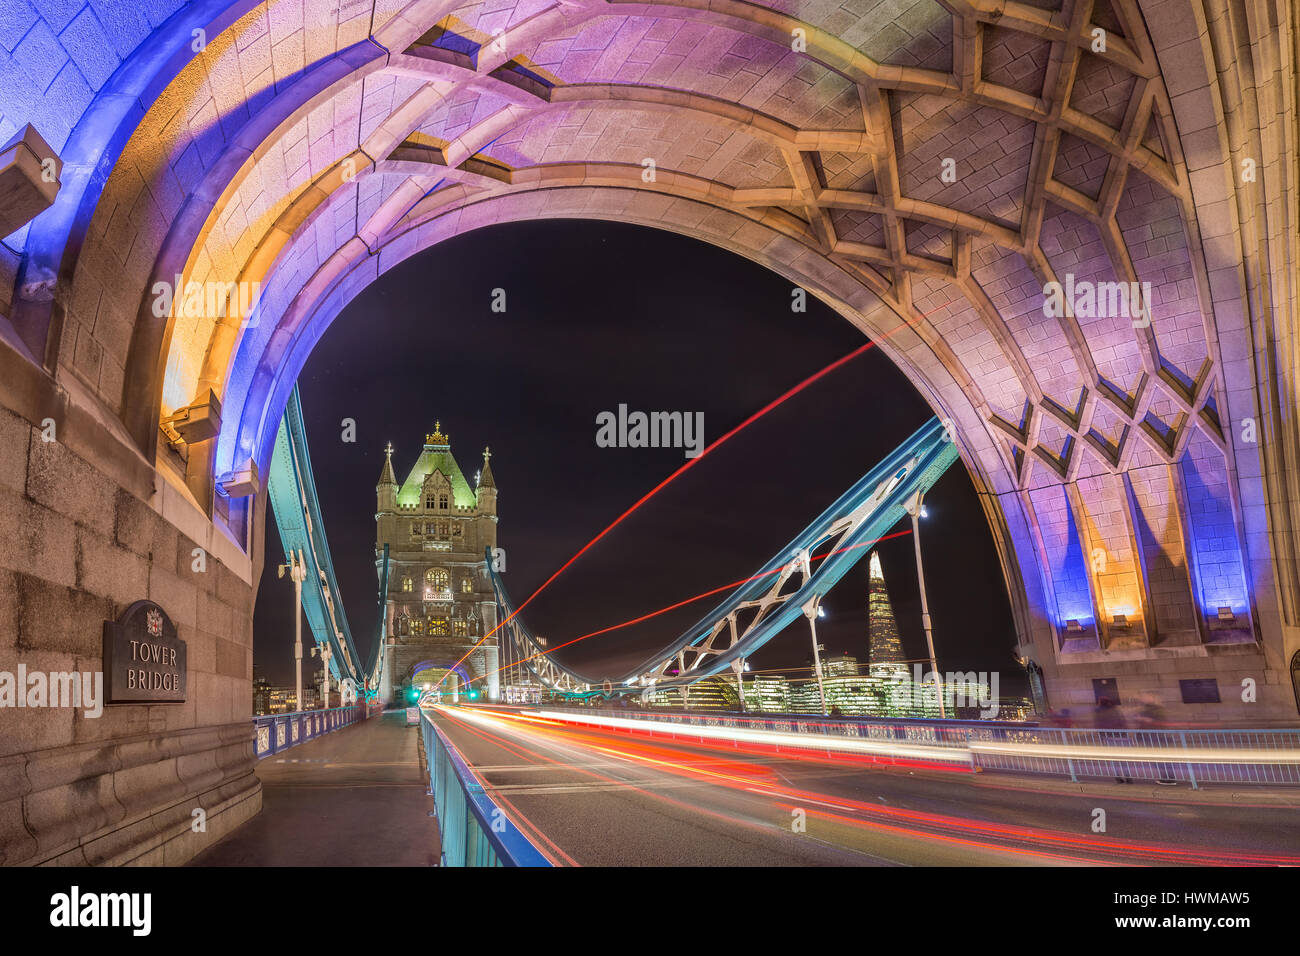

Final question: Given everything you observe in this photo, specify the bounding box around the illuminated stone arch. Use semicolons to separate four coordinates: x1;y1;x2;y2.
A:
3;0;1297;724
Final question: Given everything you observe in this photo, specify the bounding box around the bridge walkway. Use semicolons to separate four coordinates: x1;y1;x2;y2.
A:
190;711;438;867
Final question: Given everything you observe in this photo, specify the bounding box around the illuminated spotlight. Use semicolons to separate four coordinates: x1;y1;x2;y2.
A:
920;506;928;518
1112;613;1129;628
817;606;826;619
1217;606;1236;623
1065;619;1084;634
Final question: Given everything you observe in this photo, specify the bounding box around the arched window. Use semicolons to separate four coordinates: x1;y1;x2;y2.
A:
430;619;448;635
425;495;435;509
439;493;449;509
428;568;449;590
461;577;473;594
411;620;424;636
401;577;412;593
453;620;467;637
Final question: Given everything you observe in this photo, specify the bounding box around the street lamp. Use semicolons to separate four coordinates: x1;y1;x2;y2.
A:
311;641;333;708
904;490;945;718
278;549;307;713
801;596;828;717
730;657;747;712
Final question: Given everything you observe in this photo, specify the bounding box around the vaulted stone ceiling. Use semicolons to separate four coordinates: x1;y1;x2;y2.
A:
2;0;1296;709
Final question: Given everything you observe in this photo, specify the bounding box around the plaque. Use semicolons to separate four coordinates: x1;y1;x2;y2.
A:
103;600;187;703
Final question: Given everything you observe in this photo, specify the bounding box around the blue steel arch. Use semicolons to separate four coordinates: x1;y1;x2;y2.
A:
267;385;388;692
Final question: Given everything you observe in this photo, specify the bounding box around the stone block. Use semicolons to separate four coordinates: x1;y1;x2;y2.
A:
16;574;112;658
0;490;77;588
147;561;197;629
112;487;156;558
76;525;149;610
0;406;28;494
26;432;116;539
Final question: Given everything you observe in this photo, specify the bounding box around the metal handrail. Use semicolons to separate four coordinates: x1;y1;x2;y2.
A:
252;704;364;758
421;711;552;867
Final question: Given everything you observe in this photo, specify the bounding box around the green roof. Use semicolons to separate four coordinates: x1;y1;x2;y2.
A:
396;444;477;509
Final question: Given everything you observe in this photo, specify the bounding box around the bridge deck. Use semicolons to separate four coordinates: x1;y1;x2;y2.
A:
432;707;1300;866
191;711;438;867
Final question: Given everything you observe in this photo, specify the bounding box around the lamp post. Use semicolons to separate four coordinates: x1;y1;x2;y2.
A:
730;657;747;712
801;596;828;717
313;642;333;708
278;549;307;712
904;490;945;718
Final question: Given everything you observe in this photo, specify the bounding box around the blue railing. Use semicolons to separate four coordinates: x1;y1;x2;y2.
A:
420;711;552;867
253;704;364;758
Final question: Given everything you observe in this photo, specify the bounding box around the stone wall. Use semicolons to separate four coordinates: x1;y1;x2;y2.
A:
0;333;261;865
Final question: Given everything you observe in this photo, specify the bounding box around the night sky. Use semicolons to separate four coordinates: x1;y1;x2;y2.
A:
252;219;1023;694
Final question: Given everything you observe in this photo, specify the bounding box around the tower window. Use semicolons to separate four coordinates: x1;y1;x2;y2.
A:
425;496;435;509
453;620;467;637
401;577;412;592
430;619;448;635
461;577;472;594
439;494;449;509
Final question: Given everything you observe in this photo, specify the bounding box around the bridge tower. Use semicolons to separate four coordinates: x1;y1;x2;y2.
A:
375;424;500;704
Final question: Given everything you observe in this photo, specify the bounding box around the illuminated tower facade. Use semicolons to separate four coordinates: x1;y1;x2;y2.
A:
375;422;500;703
867;551;909;681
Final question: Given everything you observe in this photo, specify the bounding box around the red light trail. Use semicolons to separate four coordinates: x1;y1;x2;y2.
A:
436;336;882;688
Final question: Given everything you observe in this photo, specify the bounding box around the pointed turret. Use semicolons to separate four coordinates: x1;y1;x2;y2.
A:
477;446;497;516
377;441;397;512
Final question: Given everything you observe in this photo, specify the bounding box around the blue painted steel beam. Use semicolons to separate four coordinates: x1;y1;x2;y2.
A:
267;385;373;685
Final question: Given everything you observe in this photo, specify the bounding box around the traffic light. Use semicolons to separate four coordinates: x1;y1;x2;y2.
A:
406;686;419;703
467;689;478;701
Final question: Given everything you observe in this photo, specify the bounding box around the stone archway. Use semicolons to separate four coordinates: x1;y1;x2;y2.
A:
1;0;1297;866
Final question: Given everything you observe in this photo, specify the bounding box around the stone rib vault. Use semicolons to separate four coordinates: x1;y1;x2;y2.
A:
0;0;1296;864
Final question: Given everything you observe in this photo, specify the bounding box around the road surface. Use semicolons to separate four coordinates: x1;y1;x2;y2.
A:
432;705;1300;866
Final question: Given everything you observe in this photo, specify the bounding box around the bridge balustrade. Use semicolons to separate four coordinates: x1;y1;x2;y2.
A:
420;711;552;867
253;705;365;758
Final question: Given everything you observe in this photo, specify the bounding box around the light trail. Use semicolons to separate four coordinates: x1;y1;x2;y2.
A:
436;335;886;689
438;705;1300;866
516;708;973;767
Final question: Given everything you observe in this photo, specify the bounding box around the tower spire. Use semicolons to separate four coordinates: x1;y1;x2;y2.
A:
377;441;396;486
478;446;496;489
867;551;907;680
